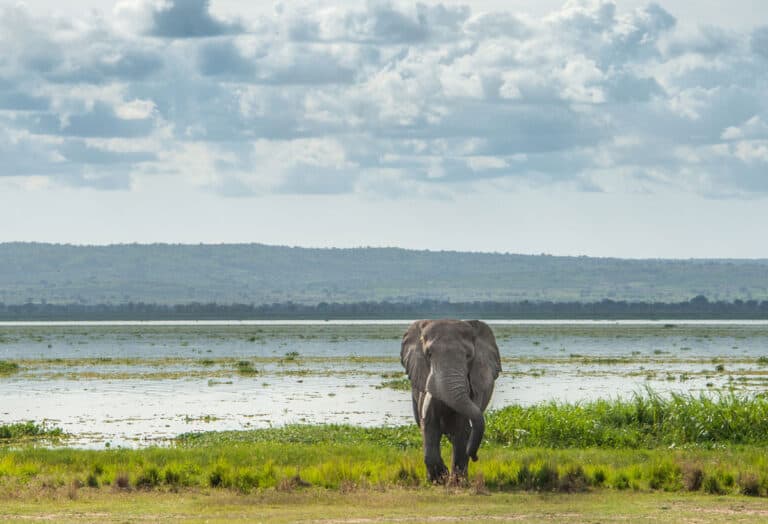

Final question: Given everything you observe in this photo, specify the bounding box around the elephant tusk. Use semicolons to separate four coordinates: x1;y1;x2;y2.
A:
420;391;432;422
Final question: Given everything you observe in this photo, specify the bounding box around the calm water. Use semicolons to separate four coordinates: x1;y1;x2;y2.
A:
1;321;767;448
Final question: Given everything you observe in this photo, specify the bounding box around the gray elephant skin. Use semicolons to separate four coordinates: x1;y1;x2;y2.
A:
400;319;502;483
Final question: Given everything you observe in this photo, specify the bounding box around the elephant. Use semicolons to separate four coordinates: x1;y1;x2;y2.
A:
400;319;501;483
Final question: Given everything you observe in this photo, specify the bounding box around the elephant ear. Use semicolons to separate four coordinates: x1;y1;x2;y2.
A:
400;320;430;390
467;320;502;411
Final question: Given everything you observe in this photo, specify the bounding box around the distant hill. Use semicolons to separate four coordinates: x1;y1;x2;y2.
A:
1;243;767;305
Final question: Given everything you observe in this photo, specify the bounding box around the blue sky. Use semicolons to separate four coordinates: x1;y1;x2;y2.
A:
1;0;767;257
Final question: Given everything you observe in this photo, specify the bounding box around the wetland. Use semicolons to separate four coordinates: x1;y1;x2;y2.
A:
2;321;768;448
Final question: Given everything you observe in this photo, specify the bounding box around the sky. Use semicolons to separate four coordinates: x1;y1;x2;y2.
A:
1;0;767;258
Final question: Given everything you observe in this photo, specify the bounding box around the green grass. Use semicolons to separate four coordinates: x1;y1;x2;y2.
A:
0;360;19;376
3;441;768;498
177;391;768;450
486;390;768;448
234;361;259;375
377;377;411;391
2;393;768;498
0;421;63;442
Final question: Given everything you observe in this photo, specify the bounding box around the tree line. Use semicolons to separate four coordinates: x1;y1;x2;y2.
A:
1;296;768;320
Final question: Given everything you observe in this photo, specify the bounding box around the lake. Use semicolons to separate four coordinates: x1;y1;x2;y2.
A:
2;321;767;448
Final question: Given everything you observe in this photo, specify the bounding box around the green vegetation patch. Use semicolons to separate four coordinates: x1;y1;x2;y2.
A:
0;421;64;442
4;443;768;498
377;377;411;391
178;392;768;450
486;391;768;448
0;360;20;376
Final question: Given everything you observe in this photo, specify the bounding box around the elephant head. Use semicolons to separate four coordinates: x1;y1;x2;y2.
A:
401;319;501;466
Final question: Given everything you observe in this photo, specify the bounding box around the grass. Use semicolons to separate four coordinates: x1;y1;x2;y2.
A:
5;489;768;523
0;360;19;376
2;393;768;495
3;394;768;521
3;441;768;497
178;391;768;449
234;361;259;375
0;421;64;442
377;377;411;391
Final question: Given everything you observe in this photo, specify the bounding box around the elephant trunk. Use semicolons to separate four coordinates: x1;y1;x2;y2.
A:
428;370;486;462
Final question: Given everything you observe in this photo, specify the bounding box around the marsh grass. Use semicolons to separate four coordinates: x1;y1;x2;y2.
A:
173;391;768;450
0;421;63;442
485;390;768;448
0;360;20;376
4;394;768;497
235;361;259;375
377;377;411;391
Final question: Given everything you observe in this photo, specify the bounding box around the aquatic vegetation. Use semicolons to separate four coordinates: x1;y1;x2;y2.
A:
0;360;19;376
235;361;259;375
172;392;768;450
377;377;410;391
485;391;768;448
0;421;64;441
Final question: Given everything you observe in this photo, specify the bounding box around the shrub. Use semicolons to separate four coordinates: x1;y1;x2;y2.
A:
394;464;420;486
114;472;130;490
738;472;760;496
682;464;704;492
591;468;607;487
648;462;681;491
136;467;160;489
162;468;179;486
209;466;227;488
516;464;533;490
558;465;589;492
85;472;99;488
534;463;559;492
612;472;630;490
703;475;725;495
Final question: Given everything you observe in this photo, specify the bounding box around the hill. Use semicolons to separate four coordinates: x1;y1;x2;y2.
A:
1;243;767;305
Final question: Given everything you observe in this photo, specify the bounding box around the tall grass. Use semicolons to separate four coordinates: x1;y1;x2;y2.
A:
6;392;768;496
179;391;768;450
0;421;63;441
485;390;768;448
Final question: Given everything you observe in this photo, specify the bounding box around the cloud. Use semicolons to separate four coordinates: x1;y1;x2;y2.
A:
198;39;256;78
1;1;768;197
0;89;49;110
58;139;156;165
144;0;244;38
666;26;738;56
197;39;356;84
28;102;156;138
752;26;768;59
286;2;469;44
46;49;164;84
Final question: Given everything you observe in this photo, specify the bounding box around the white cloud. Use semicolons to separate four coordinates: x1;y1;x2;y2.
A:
115;99;156;119
0;0;767;198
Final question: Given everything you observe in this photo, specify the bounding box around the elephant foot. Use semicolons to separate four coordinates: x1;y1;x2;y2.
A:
426;463;449;484
447;472;469;488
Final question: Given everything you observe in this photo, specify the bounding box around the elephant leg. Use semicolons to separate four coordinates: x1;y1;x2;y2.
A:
422;420;448;483
448;422;470;483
